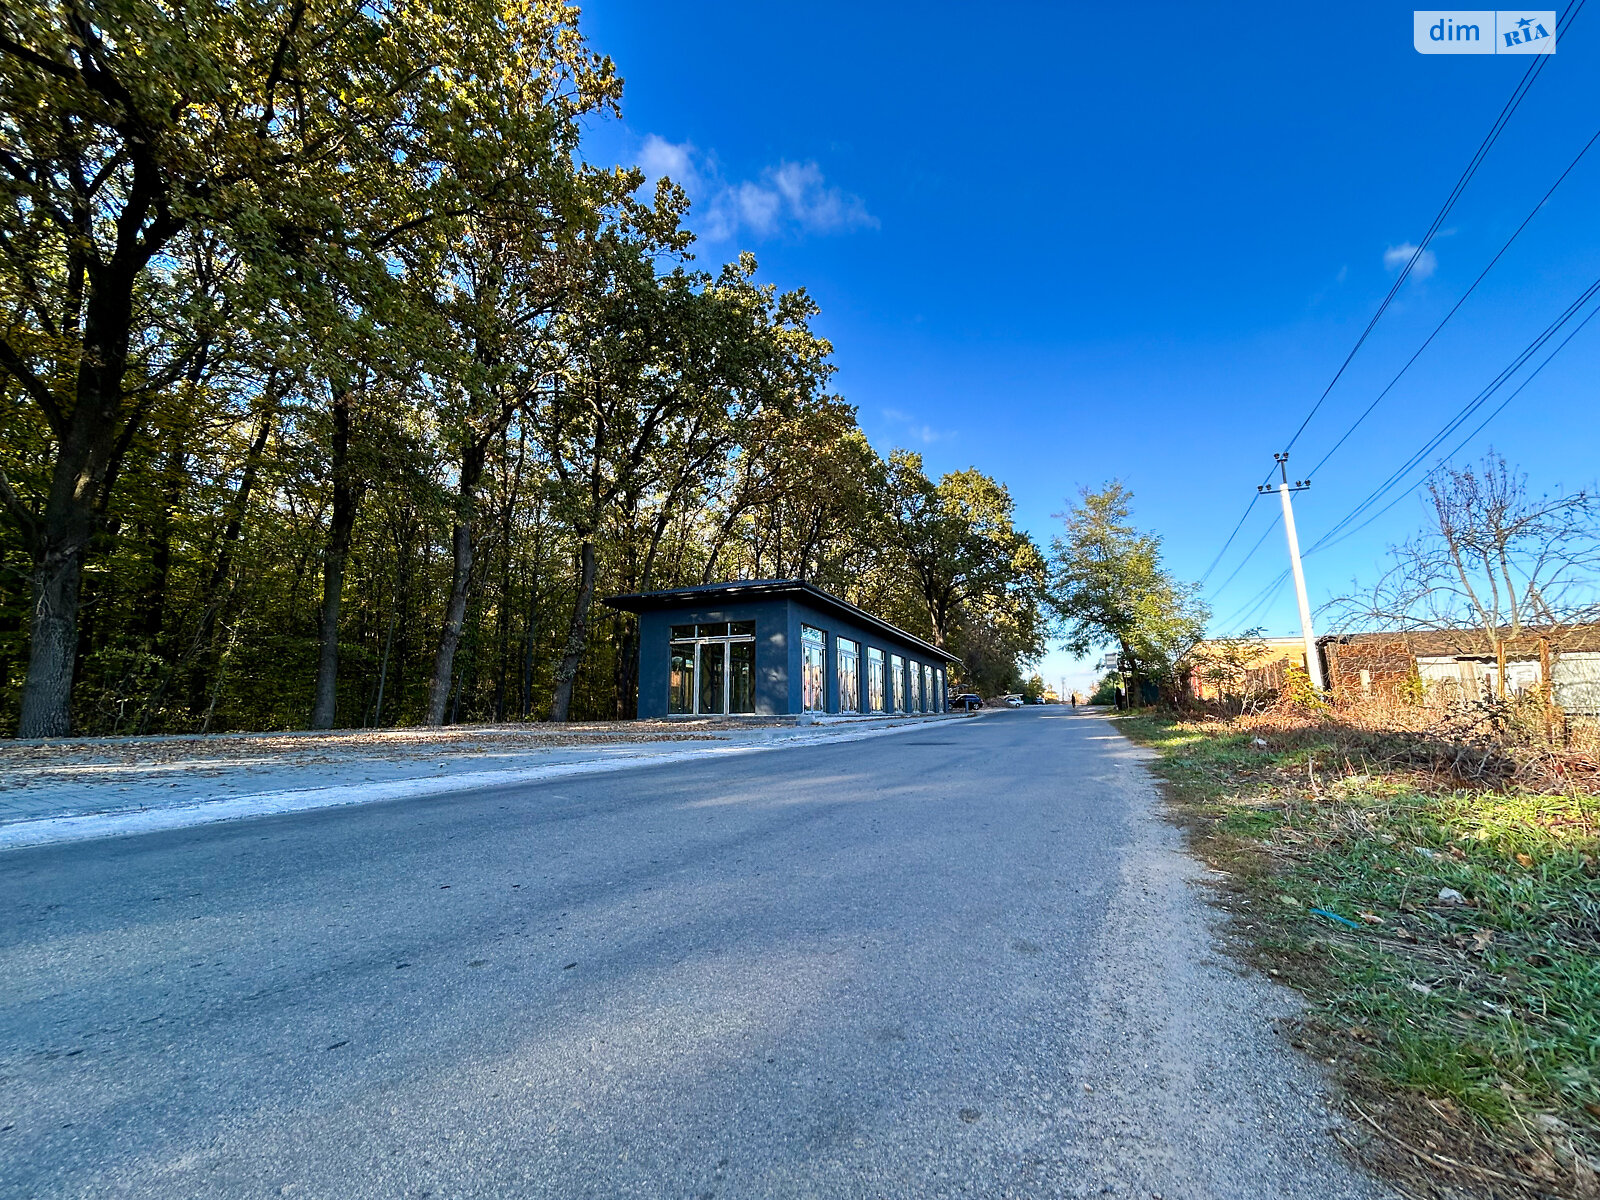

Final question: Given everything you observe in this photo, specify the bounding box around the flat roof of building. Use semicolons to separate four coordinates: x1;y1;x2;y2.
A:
604;579;954;662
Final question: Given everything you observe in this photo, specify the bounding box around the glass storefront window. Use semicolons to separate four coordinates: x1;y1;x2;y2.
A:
837;639;860;714
669;621;754;715
889;654;904;712
867;647;885;713
669;644;695;715
699;640;726;714
729;641;755;713
801;625;826;712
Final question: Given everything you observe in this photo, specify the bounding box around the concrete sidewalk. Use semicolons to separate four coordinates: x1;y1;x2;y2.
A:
0;713;976;851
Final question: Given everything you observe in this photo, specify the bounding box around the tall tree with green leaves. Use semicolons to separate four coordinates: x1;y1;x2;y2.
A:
0;0;623;734
884;451;1048;650
1048;482;1207;705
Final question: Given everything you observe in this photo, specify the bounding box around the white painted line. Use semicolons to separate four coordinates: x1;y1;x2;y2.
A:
0;716;973;852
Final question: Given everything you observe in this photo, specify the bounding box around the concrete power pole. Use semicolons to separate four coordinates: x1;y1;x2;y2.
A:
1257;454;1326;692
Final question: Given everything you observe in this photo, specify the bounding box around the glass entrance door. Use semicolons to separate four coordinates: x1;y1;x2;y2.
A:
669;622;756;715
698;641;726;715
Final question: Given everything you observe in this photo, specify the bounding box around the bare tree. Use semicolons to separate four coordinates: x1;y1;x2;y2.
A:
1327;452;1600;695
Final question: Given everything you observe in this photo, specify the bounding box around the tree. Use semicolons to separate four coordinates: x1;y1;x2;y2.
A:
1182;628;1273;712
0;0;622;734
884;452;1048;652
0;2;1058;737
1048;482;1207;706
543;247;821;720
1326;452;1599;697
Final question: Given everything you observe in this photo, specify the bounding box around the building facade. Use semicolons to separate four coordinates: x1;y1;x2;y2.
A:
605;580;954;719
1319;627;1600;713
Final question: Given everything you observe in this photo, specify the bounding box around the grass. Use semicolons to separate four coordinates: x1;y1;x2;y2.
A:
1118;711;1600;1199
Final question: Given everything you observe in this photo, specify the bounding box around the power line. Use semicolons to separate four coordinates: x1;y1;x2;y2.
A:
1210;286;1600;636
1305;122;1600;480
1306;273;1600;553
1208;511;1281;601
1214;569;1290;636
1198;498;1261;584
1306;292;1600;557
1196;0;1586;617
1275;0;1583;457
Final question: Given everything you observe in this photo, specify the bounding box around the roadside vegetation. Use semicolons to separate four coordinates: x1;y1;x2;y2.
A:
1120;695;1600;1200
0;3;1048;737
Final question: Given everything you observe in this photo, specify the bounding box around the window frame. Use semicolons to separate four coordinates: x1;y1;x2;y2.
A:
836;637;861;714
669;621;757;715
866;646;886;714
800;624;827;713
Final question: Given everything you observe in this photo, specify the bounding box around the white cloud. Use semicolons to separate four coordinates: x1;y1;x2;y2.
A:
637;134;702;195
882;408;949;445
1383;242;1438;280
636;135;876;243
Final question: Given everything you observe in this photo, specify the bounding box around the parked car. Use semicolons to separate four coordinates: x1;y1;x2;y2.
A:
1004;695;1025;708
953;693;983;711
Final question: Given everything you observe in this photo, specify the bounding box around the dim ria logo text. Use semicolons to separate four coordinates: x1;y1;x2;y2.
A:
1413;10;1556;52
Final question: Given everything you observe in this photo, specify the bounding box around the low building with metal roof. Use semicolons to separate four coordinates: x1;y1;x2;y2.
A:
604;580;955;719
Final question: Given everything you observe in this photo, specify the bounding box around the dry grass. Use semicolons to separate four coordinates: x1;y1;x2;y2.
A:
1120;705;1600;1200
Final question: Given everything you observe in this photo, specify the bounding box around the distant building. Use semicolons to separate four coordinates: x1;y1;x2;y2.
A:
1318;627;1600;713
1183;636;1309;701
605;580;955;719
1183;625;1600;714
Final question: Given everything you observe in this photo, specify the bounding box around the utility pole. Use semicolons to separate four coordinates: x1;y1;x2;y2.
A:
1257;454;1326;692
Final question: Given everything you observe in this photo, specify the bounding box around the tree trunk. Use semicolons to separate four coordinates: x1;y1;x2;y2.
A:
311;388;359;730
14;263;145;737
424;445;487;726
425;519;476;725
549;539;597;722
17;524;91;738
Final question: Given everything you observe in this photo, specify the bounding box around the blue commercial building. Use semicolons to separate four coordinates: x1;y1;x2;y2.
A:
605;580;954;719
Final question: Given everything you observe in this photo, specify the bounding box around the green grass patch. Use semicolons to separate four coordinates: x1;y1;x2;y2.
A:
1116;711;1600;1186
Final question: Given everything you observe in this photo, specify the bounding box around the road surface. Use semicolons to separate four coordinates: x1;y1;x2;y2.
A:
0;708;1390;1198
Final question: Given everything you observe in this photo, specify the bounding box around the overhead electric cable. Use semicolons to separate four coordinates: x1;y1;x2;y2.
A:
1305;123;1600;480
1208;512;1282;602
1306;273;1600;552
1198;499;1261;584
1306;294;1600;557
1274;0;1583;458
1215;569;1290;637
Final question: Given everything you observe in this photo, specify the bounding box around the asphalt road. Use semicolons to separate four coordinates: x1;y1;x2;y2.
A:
0;708;1391;1199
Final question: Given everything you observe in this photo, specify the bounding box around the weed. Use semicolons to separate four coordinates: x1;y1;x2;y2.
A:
1119;710;1600;1199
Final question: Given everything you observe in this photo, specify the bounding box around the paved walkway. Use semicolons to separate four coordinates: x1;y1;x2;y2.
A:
0;715;964;849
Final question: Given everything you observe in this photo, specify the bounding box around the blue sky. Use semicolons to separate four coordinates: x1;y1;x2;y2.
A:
578;1;1600;692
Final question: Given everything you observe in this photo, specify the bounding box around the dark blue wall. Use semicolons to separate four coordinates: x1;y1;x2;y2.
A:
636;601;788;719
634;596;949;718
